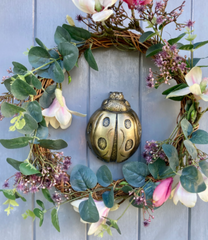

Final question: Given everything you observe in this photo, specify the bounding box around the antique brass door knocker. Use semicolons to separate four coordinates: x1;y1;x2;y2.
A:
86;92;142;163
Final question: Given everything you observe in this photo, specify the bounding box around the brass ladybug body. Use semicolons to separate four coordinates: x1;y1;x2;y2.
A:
86;92;142;163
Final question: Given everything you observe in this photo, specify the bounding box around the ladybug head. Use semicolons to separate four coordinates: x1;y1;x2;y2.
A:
109;92;124;100
101;92;131;112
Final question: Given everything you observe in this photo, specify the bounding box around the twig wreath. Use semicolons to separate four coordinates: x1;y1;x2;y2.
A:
1;0;208;237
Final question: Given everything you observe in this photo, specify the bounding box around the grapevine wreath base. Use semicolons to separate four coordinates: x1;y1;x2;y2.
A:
1;0;208;237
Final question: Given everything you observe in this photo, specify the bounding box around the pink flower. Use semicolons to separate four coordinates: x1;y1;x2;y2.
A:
71;198;111;236
139;0;152;5
42;89;86;129
72;0;118;22
123;0;138;9
153;177;173;207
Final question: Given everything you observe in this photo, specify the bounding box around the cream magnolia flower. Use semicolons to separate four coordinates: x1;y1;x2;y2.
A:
71;198;111;236
72;0;118;22
42;89;86;129
166;67;208;101
171;177;208;208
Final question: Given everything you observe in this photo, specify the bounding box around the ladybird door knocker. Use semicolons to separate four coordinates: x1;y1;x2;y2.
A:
86;92;142;163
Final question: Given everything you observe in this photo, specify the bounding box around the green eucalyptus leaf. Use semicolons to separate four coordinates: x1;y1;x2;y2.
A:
27;101;42;123
54;26;71;45
193;58;201;67
49;61;65;83
146;43;164;58
28;46;51;69
168;33;186;45
121;185;133;193
62;24;91;41
139;31;156;43
6;158;23;171
19;162;40;175
122;162;149;187
17;114;38;135
35;38;47;50
48;49;60;59
12;62;27;75
96;165;113;187
190;130;208;144
34;208;44;227
179;44;194;50
148;158;175;179
181;119;193;138
25;74;42;89
39;85;56;108
193;41;208;50
79;194;99;223
184;140;197;159
3;189;16;200
37;139;68;150
70;164;97;191
162;83;188;95
162;144;179;171
11;79;36;100
4;77;13;92
36;200;45;210
180;166;206;193
51;209;60;232
0;137;32;149
1;102;25;118
58;42;79;71
105;218;121;234
42;189;54;203
15;192;26;202
35;124;48;142
102;188;114;208
84;48;98;71
199;161;208;177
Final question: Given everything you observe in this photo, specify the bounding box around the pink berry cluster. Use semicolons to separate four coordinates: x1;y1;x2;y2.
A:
138;0;186;31
143;140;167;163
3;152;71;197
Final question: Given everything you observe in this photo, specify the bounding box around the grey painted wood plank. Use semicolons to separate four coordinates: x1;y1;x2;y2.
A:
34;1;89;239
190;1;208;239
88;48;140;240
140;0;191;239
0;1;34;239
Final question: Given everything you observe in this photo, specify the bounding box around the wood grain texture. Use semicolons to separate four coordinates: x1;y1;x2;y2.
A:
140;1;191;239
0;1;34;240
35;1;89;239
190;1;208;239
1;0;208;240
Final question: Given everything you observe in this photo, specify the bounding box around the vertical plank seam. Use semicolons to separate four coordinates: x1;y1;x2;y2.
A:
138;19;144;240
85;21;90;240
188;1;194;240
32;1;37;240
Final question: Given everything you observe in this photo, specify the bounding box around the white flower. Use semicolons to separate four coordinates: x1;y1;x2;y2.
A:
71;198;110;236
171;177;208;208
72;0;118;22
166;67;208;101
42;89;86;129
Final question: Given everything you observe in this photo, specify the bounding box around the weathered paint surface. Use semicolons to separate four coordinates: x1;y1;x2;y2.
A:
0;1;206;240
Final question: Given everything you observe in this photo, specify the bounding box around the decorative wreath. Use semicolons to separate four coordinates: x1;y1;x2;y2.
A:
1;0;208;237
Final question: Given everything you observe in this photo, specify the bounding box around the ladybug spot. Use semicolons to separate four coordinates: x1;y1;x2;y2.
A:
125;119;131;129
103;117;110;127
125;139;133;151
98;138;107;150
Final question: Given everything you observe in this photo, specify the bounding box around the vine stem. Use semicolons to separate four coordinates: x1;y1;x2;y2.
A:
24;57;62;77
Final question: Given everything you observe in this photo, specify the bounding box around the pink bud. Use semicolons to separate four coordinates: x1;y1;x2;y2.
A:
153;177;173;207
